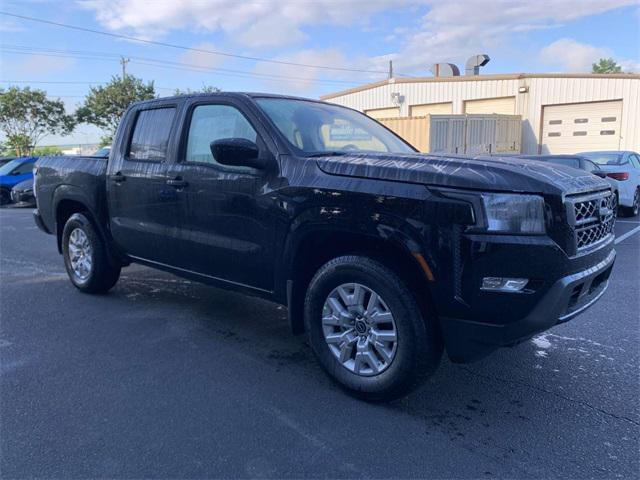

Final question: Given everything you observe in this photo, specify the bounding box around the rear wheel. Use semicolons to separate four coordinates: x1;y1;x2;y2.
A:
304;255;442;401
62;213;121;293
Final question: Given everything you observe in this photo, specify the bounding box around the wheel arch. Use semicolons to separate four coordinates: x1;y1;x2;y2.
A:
53;188;121;267
282;225;438;335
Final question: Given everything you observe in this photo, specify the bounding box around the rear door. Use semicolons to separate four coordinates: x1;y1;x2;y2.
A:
106;102;184;265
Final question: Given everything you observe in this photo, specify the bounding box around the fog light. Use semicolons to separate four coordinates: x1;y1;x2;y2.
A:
481;277;529;292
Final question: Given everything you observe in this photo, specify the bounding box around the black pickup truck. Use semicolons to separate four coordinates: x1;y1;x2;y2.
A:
33;93;616;400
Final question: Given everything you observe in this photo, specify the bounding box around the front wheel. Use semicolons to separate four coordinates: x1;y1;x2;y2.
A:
0;188;11;205
62;213;121;293
304;256;442;401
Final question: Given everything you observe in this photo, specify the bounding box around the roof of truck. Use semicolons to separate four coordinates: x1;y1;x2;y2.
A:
132;92;328;106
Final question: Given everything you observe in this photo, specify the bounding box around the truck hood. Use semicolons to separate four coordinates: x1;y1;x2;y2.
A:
315;152;609;196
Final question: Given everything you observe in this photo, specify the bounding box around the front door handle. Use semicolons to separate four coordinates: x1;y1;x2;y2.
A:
108;172;126;183
166;177;188;188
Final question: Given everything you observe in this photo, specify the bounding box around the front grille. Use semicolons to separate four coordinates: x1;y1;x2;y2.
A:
567;190;615;251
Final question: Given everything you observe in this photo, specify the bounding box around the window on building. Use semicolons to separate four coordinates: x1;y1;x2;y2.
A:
549;120;562;125
573;131;587;136
600;130;615;136
185;104;258;166
128;107;176;161
574;118;588;124
601;117;617;122
548;132;561;137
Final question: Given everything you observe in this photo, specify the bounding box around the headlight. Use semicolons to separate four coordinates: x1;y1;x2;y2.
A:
480;193;545;234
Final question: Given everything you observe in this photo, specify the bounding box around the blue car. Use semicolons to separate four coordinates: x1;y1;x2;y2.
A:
0;157;37;205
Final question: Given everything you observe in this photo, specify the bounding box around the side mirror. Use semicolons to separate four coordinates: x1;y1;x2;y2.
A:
210;138;265;169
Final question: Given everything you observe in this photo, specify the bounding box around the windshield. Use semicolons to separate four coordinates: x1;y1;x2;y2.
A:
256;98;415;155
0;159;22;176
580;153;623;165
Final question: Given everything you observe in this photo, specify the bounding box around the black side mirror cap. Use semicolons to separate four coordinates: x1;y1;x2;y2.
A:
210;138;265;169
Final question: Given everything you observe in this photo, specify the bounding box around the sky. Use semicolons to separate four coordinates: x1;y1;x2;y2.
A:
1;0;639;146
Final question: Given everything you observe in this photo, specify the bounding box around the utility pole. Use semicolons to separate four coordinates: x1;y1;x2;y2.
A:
120;57;130;79
388;60;393;79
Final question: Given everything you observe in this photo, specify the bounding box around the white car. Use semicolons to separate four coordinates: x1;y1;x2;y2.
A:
579;151;640;217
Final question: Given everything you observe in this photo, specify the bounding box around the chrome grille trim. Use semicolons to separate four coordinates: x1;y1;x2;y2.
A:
566;190;616;251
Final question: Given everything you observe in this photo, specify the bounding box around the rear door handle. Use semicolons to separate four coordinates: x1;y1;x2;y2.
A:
108;172;126;183
166;177;188;188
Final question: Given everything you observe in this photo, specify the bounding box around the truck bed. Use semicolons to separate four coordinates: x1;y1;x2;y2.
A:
35;155;109;235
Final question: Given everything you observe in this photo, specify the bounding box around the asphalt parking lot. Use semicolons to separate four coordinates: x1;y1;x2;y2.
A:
1;207;638;479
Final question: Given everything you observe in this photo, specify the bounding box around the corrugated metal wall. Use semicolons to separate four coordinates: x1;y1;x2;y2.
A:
377;116;430;152
325;75;640;154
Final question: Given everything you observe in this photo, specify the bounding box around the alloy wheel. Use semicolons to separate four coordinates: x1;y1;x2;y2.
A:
68;228;93;281
322;283;398;376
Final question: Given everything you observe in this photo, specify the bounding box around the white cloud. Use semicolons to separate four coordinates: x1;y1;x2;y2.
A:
77;0;637;90
0;19;25;32
178;42;225;70
78;0;412;48
539;38;610;72
618;58;640;73
388;0;636;73
14;54;76;76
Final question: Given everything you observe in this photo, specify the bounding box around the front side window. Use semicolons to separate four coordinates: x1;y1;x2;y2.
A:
128;107;176;161
185;104;257;166
256;98;415;155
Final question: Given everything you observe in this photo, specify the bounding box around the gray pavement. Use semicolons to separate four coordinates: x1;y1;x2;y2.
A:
1;208;638;479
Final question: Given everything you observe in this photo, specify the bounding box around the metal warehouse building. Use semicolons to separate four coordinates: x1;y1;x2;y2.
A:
321;73;640;155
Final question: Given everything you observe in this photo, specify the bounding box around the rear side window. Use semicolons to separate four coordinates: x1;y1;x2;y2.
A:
128;107;176;161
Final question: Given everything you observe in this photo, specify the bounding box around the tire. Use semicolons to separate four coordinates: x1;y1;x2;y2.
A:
0;188;11;205
304;255;442;401
628;188;639;217
62;213;121;293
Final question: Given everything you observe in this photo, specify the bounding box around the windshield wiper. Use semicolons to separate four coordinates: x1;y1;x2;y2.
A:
305;151;350;158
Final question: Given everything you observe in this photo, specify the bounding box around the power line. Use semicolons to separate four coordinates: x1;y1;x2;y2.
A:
1;46;364;86
0;11;390;75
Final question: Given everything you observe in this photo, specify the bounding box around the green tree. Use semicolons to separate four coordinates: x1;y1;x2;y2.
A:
32;145;63;156
0;87;75;156
592;58;622;74
76;75;155;144
173;85;221;96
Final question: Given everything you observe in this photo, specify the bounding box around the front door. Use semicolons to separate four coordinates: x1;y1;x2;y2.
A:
166;101;277;292
106;104;184;266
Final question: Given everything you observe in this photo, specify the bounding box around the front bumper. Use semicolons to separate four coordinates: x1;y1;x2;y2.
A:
439;244;615;363
11;189;35;205
33;209;52;234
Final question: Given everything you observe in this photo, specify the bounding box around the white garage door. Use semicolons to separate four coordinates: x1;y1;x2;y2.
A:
541;101;622;154
409;102;453;117
464;97;515;114
364;107;400;119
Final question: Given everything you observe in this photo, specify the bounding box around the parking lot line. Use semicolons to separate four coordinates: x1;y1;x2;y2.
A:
616;220;640;224
615;225;640;244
